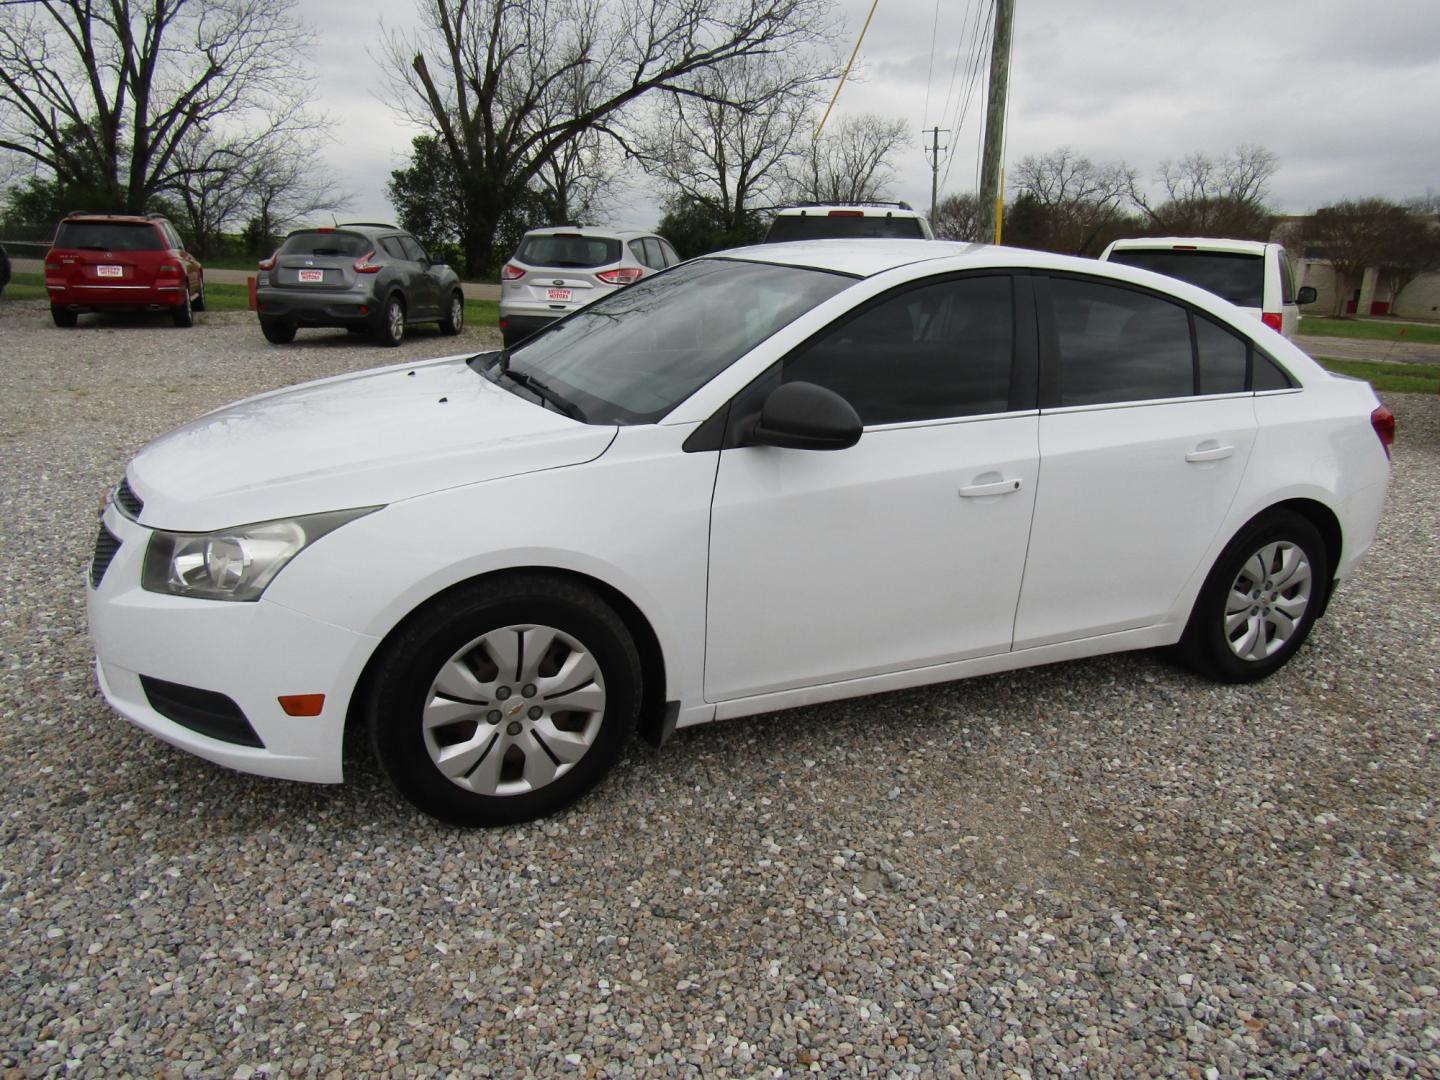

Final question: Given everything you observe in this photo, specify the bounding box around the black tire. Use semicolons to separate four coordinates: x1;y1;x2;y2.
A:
260;317;296;344
439;290;464;336
368;574;642;826
51;306;78;328
375;294;405;347
192;277;206;312
1176;509;1330;683
172;287;194;328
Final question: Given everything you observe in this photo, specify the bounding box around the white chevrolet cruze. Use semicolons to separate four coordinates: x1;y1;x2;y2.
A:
87;241;1394;826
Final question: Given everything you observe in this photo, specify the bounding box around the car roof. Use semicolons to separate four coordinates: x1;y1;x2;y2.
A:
773;203;924;218
521;226;656;241
1106;236;1272;256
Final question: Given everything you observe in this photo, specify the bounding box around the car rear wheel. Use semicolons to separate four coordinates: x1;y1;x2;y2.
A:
375;294;405;347
260;317;296;344
368;575;642;826
1176;509;1329;683
440;291;464;336
51;306;78;328
172;287;194;328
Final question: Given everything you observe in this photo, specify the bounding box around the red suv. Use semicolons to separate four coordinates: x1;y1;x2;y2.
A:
45;213;204;328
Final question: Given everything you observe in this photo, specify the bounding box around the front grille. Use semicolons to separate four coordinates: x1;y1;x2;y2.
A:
90;525;121;587
139;676;265;748
114;477;144;519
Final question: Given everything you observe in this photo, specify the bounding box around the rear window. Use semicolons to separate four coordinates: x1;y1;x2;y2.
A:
516;234;622;269
764;214;926;242
279;231;371;257
1106;249;1264;308
54;221;165;252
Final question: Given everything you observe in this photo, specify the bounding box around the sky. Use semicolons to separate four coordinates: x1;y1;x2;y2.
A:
306;0;1440;230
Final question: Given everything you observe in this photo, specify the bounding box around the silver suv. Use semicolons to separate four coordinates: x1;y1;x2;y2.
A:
499;226;680;347
255;224;464;347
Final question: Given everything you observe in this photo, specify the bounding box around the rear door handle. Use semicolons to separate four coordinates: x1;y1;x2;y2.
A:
959;478;1023;497
1186;442;1235;463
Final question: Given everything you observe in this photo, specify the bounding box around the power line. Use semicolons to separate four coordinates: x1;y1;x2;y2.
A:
920;0;943;131
940;0;993;192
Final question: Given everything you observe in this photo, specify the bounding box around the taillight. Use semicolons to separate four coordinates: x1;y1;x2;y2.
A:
595;267;643;285
258;251;277;271
1371;406;1395;458
1261;312;1283;332
501;264;525;280
354;251;382;273
158;264;179;274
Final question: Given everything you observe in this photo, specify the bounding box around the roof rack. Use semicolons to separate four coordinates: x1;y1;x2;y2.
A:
337;222;400;230
789;201;915;211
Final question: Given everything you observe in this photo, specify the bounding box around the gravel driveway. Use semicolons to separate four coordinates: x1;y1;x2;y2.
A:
2;302;1437;1078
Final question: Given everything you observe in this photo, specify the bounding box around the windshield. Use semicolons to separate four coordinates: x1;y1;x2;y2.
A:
765;214;926;242
484;258;855;424
1107;249;1264;307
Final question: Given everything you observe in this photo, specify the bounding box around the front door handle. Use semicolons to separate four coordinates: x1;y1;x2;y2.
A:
959;477;1023;497
1185;442;1235;463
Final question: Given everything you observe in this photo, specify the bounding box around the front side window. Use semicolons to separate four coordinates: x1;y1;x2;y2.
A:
1051;277;1193;406
493;259;855;425
781;275;1015;425
399;235;428;263
379;236;407;259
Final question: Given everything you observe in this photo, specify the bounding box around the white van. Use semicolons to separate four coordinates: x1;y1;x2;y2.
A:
1099;237;1315;340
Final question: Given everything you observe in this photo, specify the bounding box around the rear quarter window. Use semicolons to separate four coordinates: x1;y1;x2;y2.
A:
280;231;371;257
764;215;927;242
517;234;622;268
54;221;165;252
1107;249;1264;308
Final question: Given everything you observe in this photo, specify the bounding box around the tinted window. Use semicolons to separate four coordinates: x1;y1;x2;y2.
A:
379;237;407;259
1051;278;1193;406
659;239;680;266
280;231;370;257
399;235;427;263
1195;314;1248;395
516;234;621;268
781;276;1014;425
1107;249;1264;307
628;239;649;266
642;237;666;269
764;214;927;242
54;221;164;252
500;259;854;425
1276;249;1295;304
1253;351;1295;391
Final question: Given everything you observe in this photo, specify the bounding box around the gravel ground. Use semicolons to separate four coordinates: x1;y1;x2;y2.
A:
1;301;1438;1078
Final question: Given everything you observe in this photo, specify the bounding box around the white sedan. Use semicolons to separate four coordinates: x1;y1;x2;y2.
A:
87;240;1393;826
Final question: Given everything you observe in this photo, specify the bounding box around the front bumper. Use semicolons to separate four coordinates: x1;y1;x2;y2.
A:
86;506;379;783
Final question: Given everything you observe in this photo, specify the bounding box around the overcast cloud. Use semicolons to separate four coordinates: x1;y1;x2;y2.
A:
304;0;1440;229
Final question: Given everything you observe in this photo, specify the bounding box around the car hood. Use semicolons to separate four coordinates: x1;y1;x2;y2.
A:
126;354;615;531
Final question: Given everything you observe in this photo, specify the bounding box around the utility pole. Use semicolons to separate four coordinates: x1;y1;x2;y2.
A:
977;0;1015;243
924;127;949;220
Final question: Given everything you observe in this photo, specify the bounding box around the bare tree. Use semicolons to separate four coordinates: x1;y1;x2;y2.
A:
382;0;833;276
1303;198;1406;316
931;192;986;241
0;0;317;213
635;55;827;234
1008;147;1135;254
788;114;909;204
1131;144;1277;238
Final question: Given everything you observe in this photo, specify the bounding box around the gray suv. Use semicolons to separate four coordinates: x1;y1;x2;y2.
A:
499;226;680;347
255;224;464;347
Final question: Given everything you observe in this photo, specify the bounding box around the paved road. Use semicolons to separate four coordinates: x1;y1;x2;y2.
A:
10;257;503;301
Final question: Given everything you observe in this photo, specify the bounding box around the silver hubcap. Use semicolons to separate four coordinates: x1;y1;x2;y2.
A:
388;302;403;340
451;297;463;328
423;624;605;796
1225;541;1312;661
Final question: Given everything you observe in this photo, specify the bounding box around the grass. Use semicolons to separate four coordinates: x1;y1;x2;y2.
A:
4;270;501;327
1299;316;1440;345
1315;356;1440;395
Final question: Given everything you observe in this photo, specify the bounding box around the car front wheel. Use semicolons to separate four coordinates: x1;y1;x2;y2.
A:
1177;509;1330;683
368;575;642;826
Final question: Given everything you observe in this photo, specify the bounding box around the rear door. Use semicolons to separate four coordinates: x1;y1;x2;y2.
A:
398;234;440;317
272;230;369;294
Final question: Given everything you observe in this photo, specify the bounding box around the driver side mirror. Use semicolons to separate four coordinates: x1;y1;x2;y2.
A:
747;381;861;451
1296;285;1317;306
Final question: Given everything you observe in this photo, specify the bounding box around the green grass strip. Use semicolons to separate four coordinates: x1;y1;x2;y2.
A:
1300;317;1440;345
1315;356;1440;394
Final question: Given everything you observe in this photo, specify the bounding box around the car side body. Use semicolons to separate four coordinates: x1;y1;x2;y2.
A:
88;240;1390;823
44;213;204;327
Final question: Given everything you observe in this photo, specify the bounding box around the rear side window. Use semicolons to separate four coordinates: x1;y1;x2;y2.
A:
517;234;621;268
1050;278;1193;405
399;236;428;262
1107;249;1264;308
765;214;926;243
379;237;407;259
1276;249;1295;304
782;275;1015;425
54;221;164;252
1194;314;1248;395
280;231;370;257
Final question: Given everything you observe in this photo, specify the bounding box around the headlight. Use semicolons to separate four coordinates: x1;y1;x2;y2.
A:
142;508;379;602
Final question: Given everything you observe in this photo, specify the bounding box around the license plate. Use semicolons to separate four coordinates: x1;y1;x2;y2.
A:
298;269;324;283
546;288;572;302
96;265;123;278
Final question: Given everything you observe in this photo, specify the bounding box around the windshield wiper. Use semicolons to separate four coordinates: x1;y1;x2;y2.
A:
497;361;587;422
